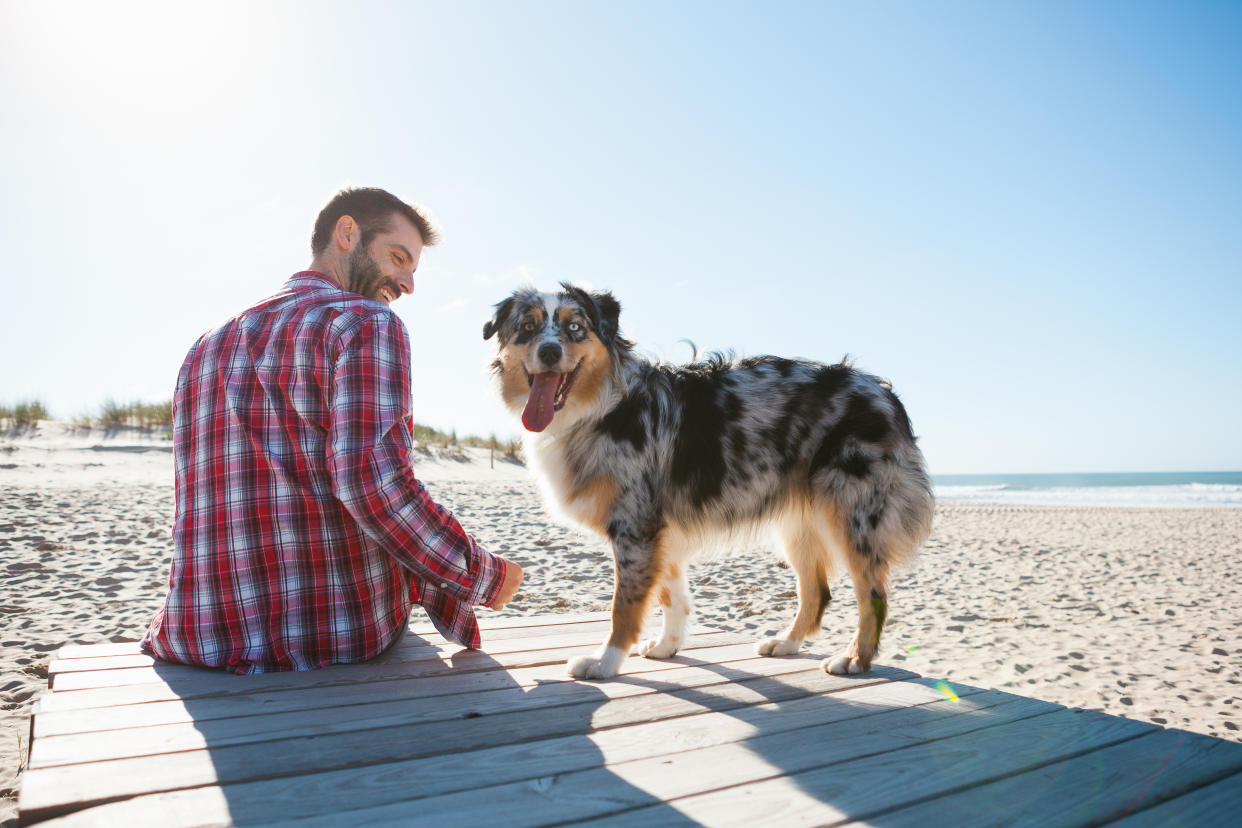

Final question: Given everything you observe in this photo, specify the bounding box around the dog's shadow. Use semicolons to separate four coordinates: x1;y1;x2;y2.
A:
41;637;1017;826
533;649;1035;826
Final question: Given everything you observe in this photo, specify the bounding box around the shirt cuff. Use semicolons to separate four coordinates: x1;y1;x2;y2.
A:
465;538;507;609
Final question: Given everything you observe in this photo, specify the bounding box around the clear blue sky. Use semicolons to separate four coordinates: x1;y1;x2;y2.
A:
2;1;1239;474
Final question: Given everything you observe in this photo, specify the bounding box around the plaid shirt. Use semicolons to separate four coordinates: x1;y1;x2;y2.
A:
142;272;505;674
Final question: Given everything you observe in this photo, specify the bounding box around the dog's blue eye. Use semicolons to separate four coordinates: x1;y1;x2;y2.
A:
568;323;581;333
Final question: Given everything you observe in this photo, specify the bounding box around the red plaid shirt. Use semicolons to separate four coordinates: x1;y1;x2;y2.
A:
142;272;505;674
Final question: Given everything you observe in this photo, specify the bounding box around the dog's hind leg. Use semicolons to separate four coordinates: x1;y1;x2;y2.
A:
825;562;889;675
757;517;832;656
568;518;663;680
824;497;894;675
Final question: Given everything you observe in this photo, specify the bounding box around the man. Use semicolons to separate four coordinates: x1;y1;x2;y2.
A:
143;187;523;674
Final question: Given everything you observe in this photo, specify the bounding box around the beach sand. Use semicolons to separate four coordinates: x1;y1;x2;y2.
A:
3;423;1240;825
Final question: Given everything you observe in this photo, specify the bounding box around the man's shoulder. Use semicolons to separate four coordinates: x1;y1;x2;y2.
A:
226;274;406;341
288;294;406;345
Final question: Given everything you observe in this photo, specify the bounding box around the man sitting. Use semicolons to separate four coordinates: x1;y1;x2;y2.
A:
143;187;522;674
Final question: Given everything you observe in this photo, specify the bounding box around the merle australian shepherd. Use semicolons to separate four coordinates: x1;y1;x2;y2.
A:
484;284;934;680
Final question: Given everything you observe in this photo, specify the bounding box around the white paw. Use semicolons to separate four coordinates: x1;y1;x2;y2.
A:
567;645;627;680
639;637;681;659
567;655;616;679
824;653;866;675
755;637;803;657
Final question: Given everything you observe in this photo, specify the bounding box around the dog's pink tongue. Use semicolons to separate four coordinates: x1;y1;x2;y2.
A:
522;372;561;432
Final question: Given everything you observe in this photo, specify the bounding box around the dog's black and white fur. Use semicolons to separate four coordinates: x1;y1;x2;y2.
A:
484;284;934;679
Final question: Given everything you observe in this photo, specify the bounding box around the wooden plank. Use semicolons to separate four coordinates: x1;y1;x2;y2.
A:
865;727;1242;828
49;612;616;664
29;677;1008;828
29;653;841;766
32;634;753;715
572;705;1159;827
18;663;916;821
1100;769;1242;827
252;686;1060;828
407;610;612;635
49;622;713;679
34;641;775;737
45;626;733;693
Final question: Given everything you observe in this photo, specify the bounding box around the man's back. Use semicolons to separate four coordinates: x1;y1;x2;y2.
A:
144;272;504;674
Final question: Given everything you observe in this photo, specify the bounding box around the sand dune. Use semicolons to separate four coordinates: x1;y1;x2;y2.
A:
2;423;1239;825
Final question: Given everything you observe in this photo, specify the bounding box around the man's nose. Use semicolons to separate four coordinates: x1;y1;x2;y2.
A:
538;342;562;367
395;274;414;295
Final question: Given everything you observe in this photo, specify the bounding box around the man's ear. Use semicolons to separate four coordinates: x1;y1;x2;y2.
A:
334;215;359;252
483;296;515;341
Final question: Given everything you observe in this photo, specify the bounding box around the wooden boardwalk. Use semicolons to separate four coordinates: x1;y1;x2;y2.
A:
18;613;1242;826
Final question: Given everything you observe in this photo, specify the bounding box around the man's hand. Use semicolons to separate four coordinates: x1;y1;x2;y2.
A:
489;557;524;610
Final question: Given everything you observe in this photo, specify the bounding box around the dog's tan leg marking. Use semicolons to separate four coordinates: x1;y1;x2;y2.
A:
825;536;893;676
757;505;832;656
641;562;692;659
568;528;663;680
566;477;618;535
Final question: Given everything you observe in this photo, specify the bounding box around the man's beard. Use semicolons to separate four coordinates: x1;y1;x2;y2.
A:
345;245;399;302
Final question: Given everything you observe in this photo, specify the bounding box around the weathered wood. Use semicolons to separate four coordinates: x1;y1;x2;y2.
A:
49;614;622;668
34;641;774;737
32;635;756;716
45;628;743;693
30;653;839;766
29;680;1011;828
866;727;1242;828
18;660;914;821
48;622;720;680
408;609;612;635
21;610;1242;828
51;611;614;660
574;706;1159;827
259;689;1061;828
1101;770;1242;827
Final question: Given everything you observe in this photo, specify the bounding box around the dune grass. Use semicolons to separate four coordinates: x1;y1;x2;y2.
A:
0;399;49;429
1;397;523;460
412;423;523;462
95;399;173;429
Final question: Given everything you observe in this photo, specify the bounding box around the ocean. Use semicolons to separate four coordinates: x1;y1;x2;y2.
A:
932;471;1242;508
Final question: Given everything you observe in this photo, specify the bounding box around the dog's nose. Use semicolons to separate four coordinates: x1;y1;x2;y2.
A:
537;342;563;367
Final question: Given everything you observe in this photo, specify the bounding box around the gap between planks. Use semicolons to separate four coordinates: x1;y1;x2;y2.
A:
30;680;1057;828
50;611;613;662
19;655;917;820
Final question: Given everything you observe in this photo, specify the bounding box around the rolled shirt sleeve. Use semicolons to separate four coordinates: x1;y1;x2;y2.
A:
327;313;505;642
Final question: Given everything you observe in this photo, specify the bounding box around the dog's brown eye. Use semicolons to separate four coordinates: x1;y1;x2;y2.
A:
522;321;537;332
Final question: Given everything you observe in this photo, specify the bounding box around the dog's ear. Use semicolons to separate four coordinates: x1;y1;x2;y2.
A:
483;296;515;341
559;282;622;344
592;290;622;344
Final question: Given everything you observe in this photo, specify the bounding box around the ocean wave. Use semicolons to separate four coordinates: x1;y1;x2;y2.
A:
933;483;1242;509
936;484;1009;497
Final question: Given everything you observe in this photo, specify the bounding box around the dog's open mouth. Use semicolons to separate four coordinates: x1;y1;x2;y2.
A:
522;360;582;432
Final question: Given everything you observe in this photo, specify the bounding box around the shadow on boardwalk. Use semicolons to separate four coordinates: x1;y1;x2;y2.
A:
21;631;1242;825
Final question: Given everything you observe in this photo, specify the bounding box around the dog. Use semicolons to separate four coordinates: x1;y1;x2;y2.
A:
484;284;934;679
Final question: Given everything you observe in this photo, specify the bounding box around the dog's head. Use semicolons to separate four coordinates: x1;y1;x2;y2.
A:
483;283;626;433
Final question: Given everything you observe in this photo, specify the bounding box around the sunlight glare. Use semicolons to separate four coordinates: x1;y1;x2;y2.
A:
6;1;271;132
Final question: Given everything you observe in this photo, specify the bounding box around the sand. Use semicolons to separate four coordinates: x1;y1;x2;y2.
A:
3;422;1240;825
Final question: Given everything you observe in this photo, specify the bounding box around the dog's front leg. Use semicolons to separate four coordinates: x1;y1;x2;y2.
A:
640;563;691;659
568;520;661;680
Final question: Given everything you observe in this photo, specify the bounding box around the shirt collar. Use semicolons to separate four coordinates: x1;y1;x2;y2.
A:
286;271;343;292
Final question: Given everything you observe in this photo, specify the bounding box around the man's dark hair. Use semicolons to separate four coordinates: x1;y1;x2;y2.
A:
310;187;441;255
